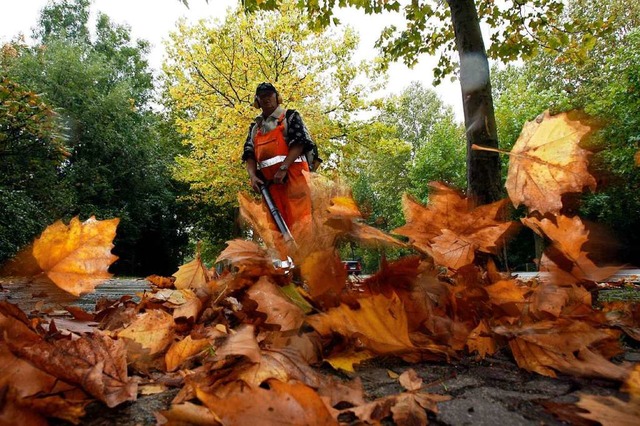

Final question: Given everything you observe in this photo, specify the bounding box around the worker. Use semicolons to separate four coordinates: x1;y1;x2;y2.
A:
242;82;319;233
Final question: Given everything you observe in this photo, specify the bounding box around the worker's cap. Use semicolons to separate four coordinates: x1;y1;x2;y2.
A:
255;82;277;95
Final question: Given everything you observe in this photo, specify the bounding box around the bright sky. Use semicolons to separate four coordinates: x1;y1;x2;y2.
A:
0;0;463;120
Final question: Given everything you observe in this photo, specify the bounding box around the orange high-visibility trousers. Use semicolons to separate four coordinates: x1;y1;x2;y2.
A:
254;113;311;231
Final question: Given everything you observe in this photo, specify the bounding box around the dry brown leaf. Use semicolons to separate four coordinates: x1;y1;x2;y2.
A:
197;379;338;426
152;289;203;321
165;336;210;372
576;393;640;425
173;255;208;291
496;319;628;380
504;110;597;214
235;348;325;389
29;216;119;296
394;185;517;270
156;401;221;425
215;239;274;277
484;279;530;317
1;322;136;407
340;391;450;425
117;310;175;358
307;292;415;355
146;274;175;289
238;192;288;257
398;369;423;392
213;324;261;363
466;320;497;358
635;150;640;166
523;214;620;283
246;277;304;331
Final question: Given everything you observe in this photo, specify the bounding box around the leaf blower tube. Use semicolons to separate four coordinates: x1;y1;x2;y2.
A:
258;182;295;243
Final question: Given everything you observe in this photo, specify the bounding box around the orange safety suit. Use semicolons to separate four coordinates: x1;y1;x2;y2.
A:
254;112;311;230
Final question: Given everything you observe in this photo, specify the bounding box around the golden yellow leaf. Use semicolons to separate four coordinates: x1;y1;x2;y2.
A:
173;254;208;291
505;110;597;214
299;249;346;298
118;310;175;357
307;292;415;355
165;336;210;372
31;216;119;296
325;350;375;373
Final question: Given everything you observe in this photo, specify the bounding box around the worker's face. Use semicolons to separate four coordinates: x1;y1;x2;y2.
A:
257;91;277;112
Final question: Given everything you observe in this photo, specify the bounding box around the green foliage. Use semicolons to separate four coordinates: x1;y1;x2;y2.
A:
492;2;640;266
0;77;72;261
164;0;379;255
341;82;465;234
1;0;189;275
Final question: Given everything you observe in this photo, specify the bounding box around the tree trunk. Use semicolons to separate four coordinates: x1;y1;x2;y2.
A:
447;0;502;205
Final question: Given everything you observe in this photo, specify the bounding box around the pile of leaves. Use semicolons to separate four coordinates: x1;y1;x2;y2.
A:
1;111;640;425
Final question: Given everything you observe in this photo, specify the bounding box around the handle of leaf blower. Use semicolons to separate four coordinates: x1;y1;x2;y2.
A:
258;182;295;243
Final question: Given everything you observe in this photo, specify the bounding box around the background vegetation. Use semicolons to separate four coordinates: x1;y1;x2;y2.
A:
1;0;638;274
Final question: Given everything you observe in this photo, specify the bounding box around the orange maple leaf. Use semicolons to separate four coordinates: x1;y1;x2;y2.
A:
503;110;597;214
5;216;119;296
394;183;518;270
173;254;209;292
246;277;305;331
495;319;628;380
165;335;210;372
306;292;415;355
522;214;620;284
196;379;338;426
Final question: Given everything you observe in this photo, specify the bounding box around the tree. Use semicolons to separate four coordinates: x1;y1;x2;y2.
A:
0;76;72;262
491;0;640;266
1;0;188;275
163;0;379;253
241;0;608;205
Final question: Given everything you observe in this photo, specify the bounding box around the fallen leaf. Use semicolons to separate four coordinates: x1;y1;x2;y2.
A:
165;336;210;372
496;319;628;380
394;185;517;270
523;214;620;283
197;379;338;426
576;393;640;425
246;277;304;331
307;292;415;355
146;274;175;289
118;310;175;360
214;324;261;363
1;310;137;408
156;401;221;425
398;369;423;391
215;239;274;277
466;320;497;358
173;255;208;291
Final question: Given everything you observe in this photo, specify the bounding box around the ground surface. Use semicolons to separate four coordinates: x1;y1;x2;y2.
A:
1;277;638;425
